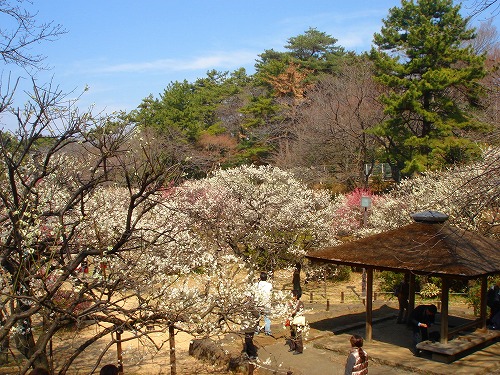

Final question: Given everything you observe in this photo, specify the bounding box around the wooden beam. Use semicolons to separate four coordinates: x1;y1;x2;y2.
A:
366;268;373;342
448;319;482;337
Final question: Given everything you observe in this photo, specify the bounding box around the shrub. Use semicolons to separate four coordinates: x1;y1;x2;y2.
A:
420;283;441;299
377;271;404;293
466;275;500;316
466;280;482;316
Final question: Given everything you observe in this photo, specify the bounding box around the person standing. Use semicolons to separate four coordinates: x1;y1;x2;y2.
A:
396;274;410;324
241;296;260;360
287;289;305;355
344;334;368;375
408;304;437;354
292;262;302;299
255;272;273;335
487;280;500;326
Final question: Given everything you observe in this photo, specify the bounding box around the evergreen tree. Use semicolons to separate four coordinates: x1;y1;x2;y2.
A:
133;69;247;141
369;0;487;180
254;28;345;80
285;27;344;72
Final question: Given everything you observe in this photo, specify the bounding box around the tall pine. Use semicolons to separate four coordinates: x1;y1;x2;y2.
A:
370;0;487;180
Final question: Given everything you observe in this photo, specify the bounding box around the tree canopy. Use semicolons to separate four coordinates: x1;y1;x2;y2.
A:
255;27;345;78
370;0;488;179
1;3;499;372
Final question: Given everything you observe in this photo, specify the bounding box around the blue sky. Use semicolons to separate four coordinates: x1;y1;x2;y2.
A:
2;0;498;129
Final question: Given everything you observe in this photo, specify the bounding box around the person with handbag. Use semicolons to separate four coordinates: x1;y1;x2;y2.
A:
287;289;305;355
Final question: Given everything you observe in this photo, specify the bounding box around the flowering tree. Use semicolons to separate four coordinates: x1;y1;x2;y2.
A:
0;82;172;372
0;82;280;374
358;147;500;237
166;165;339;271
328;188;381;237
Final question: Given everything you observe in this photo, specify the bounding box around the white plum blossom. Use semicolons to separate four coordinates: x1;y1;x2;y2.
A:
167;165;338;268
358;147;500;237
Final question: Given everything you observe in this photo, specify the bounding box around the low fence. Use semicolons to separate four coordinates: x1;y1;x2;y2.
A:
304;289;467;312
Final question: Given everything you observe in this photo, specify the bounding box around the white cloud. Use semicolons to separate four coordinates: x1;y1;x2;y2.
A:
91;50;257;74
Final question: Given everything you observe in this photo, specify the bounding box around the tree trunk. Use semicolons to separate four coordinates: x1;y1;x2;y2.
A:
13;320;49;370
0;310;7;364
0;336;8;365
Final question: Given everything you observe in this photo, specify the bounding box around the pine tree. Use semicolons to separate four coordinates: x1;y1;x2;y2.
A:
370;0;487;180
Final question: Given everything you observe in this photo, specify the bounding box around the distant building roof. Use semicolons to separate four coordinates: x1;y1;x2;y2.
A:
307;215;500;278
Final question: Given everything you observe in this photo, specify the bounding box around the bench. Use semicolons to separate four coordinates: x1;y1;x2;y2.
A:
416;329;500;363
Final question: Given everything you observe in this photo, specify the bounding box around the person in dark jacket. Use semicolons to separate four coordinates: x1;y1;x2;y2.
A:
487;280;500;325
292;262;302;299
408;304;437;354
241;296;260;360
395;275;410;324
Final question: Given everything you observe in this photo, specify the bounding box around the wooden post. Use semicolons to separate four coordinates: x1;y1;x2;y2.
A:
366;268;373;342
310;292;313;303
408;273;416;318
440;277;449;344
374;292;377;301
326;299;330;311
362;268;367;296
480;277;488;330
324;269;327;299
169;324;176;375
341;291;344;303
116;329;123;375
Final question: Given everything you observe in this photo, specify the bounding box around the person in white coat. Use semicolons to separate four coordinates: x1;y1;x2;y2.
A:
255;272;273;335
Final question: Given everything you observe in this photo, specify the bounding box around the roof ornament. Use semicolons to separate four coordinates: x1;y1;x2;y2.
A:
410;210;449;223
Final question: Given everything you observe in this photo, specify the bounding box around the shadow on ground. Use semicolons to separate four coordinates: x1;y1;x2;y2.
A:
191;302;500;375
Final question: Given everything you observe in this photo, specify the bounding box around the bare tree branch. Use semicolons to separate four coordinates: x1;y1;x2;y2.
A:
0;0;66;70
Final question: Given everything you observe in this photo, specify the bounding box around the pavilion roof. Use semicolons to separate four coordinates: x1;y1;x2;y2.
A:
306;221;500;278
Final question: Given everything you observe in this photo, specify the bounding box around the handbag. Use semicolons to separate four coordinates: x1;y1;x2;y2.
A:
292;315;305;326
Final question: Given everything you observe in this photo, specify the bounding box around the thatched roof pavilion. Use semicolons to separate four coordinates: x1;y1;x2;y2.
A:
306;211;500;344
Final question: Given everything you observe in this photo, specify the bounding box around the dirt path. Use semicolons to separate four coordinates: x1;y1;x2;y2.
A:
1;271;474;374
